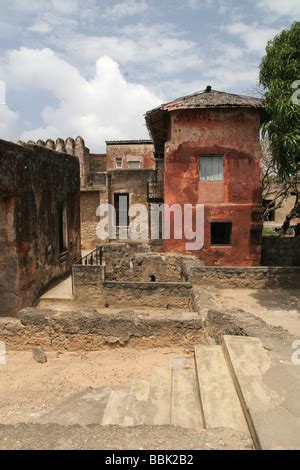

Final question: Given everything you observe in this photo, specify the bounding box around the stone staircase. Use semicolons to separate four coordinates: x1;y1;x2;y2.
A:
36;335;300;450
100;338;250;438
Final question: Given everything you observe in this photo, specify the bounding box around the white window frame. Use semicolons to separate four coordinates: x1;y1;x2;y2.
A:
128;160;141;169
115;157;123;169
199;154;224;181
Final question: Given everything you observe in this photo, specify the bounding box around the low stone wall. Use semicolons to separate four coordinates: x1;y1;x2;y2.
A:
0;308;205;350
262;237;300;267
102;244;188;282
73;264;192;309
103;282;192;309
102;242;150;281
185;263;300;289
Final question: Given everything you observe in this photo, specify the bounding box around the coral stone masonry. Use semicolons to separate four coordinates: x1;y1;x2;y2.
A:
0;139;81;316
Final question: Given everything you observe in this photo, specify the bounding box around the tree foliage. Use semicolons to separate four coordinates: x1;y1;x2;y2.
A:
259;22;300;177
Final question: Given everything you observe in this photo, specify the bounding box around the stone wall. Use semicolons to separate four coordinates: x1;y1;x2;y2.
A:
89;154;107;173
72;264;192;309
102;243;150;280
80;191;100;250
17;136;89;189
262;237;300;267
0;139;81;316
103;243;185;282
106;141;155;171
0;308;205;350
0;197;17;315
184;262;300;288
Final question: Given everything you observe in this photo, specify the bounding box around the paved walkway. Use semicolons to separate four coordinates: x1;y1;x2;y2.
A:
40;276;73;300
40;250;92;301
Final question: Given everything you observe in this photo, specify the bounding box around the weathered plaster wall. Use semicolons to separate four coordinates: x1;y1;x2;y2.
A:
163;108;263;265
106;142;155;171
80;191;100;250
89;154;107;173
0;139;81;316
18;136;89;189
0;197;18;315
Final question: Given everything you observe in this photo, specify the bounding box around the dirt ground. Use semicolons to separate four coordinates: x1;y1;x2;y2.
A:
0;347;190;425
216;288;300;336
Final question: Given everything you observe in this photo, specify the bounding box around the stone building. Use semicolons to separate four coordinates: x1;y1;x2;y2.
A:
17;87;266;265
145;87;265;265
0;139;81;316
22;138;159;249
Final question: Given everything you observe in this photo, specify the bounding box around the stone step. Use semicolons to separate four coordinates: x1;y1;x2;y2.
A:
172;357;194;370
171;366;204;429
37;388;112;426
123;380;151;426
102;389;130;426
194;345;249;434
144;367;172;426
223;335;300;450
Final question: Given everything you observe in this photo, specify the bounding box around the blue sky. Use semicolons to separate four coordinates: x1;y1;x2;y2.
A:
0;0;299;151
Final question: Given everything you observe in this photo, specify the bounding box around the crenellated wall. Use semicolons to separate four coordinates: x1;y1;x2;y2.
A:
17;136;90;188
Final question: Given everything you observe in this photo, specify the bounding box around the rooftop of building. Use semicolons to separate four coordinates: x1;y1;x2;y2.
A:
106;140;153;145
146;86;264;116
145;86;266;151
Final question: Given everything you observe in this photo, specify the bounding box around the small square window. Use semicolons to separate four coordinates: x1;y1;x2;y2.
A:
200;154;224;181
115;157;123;169
128;161;141;169
211;222;232;245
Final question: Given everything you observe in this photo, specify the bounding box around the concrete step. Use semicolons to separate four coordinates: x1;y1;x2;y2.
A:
102;389;130;426
172;357;194;370
171;366;204;429
144;367;172;425
123;380;151;426
223;335;300;450
194;345;249;434
37;388;112;426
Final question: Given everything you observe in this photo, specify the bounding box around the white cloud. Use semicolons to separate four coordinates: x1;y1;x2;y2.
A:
185;0;229;12
8;0;80;14
62;23;203;76
0;104;19;141
0;48;161;151
225;22;279;54
257;0;300;19
50;0;80;14
102;0;148;20
28;21;51;34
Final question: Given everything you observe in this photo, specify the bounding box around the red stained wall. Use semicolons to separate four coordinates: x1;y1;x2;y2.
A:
106;143;155;171
163;108;263;265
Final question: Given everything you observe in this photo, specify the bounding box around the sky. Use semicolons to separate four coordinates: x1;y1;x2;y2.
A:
0;0;299;151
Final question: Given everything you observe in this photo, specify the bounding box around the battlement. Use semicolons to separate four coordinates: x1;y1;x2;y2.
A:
17;136;90;158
